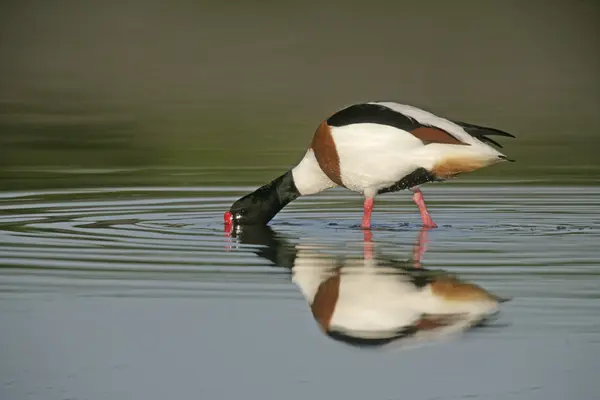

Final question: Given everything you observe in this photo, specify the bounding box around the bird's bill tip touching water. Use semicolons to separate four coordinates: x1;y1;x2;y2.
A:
224;211;233;226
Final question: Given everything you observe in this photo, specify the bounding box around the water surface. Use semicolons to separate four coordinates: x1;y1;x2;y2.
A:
1;178;599;400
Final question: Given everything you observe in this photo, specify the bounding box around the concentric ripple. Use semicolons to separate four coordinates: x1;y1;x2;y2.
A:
1;183;599;307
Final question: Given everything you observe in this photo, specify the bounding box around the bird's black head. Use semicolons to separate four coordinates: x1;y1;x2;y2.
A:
224;170;300;228
227;192;273;226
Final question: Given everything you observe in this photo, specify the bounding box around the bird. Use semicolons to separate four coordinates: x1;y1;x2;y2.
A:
224;101;515;229
232;225;508;348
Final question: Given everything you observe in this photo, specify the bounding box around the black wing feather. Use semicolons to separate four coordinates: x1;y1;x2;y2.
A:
452;120;515;149
453;121;515;138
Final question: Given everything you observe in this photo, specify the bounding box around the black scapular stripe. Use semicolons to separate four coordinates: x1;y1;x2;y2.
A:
327;103;424;131
378;168;441;195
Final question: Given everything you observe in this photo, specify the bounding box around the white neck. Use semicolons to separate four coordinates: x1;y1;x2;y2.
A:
291;150;337;196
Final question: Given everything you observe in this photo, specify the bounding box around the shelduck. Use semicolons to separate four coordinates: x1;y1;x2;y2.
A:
225;101;515;229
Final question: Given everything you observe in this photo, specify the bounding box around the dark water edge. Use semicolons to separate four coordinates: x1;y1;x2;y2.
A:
1;1;599;188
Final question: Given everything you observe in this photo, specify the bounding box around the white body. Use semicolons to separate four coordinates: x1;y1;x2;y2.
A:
292;102;508;198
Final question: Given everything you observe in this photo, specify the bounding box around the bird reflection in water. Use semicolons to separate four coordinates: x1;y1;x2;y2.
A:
228;226;509;348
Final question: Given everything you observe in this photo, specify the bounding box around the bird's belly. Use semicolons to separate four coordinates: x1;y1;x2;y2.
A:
331;124;423;195
340;164;417;195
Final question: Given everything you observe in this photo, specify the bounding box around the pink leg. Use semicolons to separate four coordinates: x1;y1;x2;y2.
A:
411;187;437;228
412;226;431;268
361;197;374;230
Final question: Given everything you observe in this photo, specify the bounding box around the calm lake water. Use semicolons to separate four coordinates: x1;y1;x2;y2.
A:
1;173;599;400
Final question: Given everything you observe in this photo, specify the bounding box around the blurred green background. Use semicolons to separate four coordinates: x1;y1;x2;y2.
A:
1;0;599;189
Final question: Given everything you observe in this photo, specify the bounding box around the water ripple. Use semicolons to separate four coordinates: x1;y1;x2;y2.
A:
0;184;598;316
